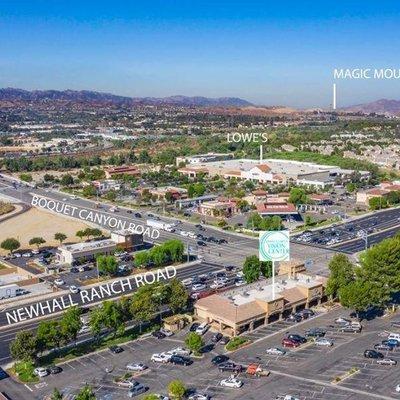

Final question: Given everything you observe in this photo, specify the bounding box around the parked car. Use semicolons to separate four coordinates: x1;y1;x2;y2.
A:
192;283;207;292
314;338;334;347
151;353;171;363
54;278;65;286
220;336;230;345
374;344;394;351
286;313;302;323
266;347;286;356
282;338;300;348
170;355;193;366
195;323;209;335
69;285;80;294
218;362;243;372
305;328;326;338
134;212;142;218
377;358;397;366
211;333;223;343
188;393;210;400
219;377;243;388
382;339;399;347
152;330;166;339
109;345;124;354
189;323;200;332
335;317;351;325
339;326;361;333
126;363;148;372
128;382;147;397
170;347;191;356
211;355;229;365
286;334;307;344
48;365;62;374
364;350;384;359
34;367;49;377
160;328;174;337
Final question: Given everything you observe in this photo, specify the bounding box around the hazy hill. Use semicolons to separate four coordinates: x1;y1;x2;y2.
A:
343;99;400;115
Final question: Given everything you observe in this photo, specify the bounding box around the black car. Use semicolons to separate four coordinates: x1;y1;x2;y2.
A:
211;355;229;365
364;350;384;359
305;328;326;338
127;210;133;214
189;323;200;332
218;239;227;244
286;313;302;323
0;367;9;380
70;267;79;273
218;362;243;372
220;336;230;345
197;240;207;247
152;330;166;339
287;334;307;344
300;309;315;318
224;265;235;272
170;355;193;366
134;212;142;218
49;365;63;374
109;345;124;354
211;333;223;343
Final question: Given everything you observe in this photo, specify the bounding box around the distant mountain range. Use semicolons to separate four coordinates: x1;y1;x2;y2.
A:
342;99;400;115
0;88;253;107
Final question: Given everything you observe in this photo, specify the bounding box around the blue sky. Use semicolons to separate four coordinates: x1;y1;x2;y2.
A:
1;1;400;107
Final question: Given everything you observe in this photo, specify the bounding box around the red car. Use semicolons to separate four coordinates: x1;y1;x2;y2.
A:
282;338;300;348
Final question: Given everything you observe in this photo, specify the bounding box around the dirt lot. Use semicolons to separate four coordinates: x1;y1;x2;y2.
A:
0;207;93;255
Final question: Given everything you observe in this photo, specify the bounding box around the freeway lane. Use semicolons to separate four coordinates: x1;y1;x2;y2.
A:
0;261;224;365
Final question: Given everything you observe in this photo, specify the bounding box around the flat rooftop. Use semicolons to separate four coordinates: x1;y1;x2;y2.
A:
221;273;322;306
60;239;116;253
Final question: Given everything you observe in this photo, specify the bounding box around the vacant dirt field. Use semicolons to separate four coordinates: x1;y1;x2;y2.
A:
0;207;93;255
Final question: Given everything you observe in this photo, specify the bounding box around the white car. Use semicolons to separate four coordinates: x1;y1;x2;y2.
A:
180;231;189;237
54;278;65;286
188;394;210;400
170;347;191;356
126;363;148;371
187;232;197;239
266;347;286;356
315;338;334;347
220;377;243;388
334;317;351;325
377;358;397;366
151;353;171;363
79;324;90;334
22;252;32;258
235;279;245;287
182;278;193;287
153;395;170;400
32;249;40;255
396;384;400;392
69;285;80;294
160;328;174;337
195;323;209;335
192;283;206;292
34;367;49;377
210;281;227;289
14;252;22;258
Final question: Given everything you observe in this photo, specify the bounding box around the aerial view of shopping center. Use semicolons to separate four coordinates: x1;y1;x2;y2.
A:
1;2;400;400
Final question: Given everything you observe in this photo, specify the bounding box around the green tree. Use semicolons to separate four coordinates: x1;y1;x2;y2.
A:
75;385;96;400
339;280;382;315
164;240;184;262
37;320;61;353
168;379;186;400
54;232;67;245
288;187;309;205
82;185;97;198
60;306;83;343
96;255;118;276
130;287;157;332
185;332;204;354
89;308;103;340
100;300;125;337
242;255;261;283
246;212;263;230
369;196;388;210
60;174;74;186
326;254;355;299
9;330;38;362
134;251;150;268
76;230;86;241
167;279;189;313
150;245;167;267
19;173;33;182
28;237;46;250
138;150;151;163
51;388;63;400
105;191;117;201
143;395;160;400
1;237;20;254
260;260;273;278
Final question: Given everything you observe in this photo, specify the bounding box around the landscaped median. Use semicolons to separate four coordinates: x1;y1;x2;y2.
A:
11;361;39;384
225;336;251;352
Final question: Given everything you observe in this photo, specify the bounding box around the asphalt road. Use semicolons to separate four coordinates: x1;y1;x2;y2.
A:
0;261;225;365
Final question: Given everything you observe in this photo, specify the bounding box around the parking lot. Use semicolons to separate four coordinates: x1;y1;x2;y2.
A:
3;304;400;400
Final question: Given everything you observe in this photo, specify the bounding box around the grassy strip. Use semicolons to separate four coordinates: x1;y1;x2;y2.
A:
38;323;159;367
225;336;250;351
11;361;39;383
